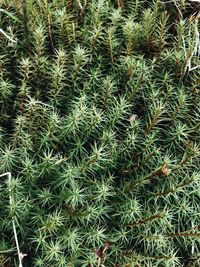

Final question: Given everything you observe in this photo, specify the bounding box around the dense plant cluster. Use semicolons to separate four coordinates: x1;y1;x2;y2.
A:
0;0;200;266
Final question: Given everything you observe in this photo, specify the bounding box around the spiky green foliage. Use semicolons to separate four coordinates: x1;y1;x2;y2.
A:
0;0;200;266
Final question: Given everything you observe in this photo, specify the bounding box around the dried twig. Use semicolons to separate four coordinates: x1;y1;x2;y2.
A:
0;28;16;43
77;0;83;11
0;172;25;267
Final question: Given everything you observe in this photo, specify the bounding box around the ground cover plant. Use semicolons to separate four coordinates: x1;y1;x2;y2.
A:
0;0;200;266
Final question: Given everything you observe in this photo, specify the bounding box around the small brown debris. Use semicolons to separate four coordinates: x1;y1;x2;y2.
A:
95;247;104;259
161;166;171;176
104;240;112;248
129;114;137;123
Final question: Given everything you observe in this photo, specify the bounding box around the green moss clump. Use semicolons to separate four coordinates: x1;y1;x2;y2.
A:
0;1;200;266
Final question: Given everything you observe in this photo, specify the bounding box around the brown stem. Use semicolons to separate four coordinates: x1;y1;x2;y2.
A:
104;78;109;107
127;33;132;56
112;213;164;228
109;37;114;65
119;165;170;196
73;60;82;82
168;232;200;237
157;12;168;55
144;165;170;181
145;108;161;134
155;177;194;197
80;154;98;173
46;0;54;52
171;101;184;120
127;64;133;80
191;79;200;93
167;224;200;238
128;71;144;101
